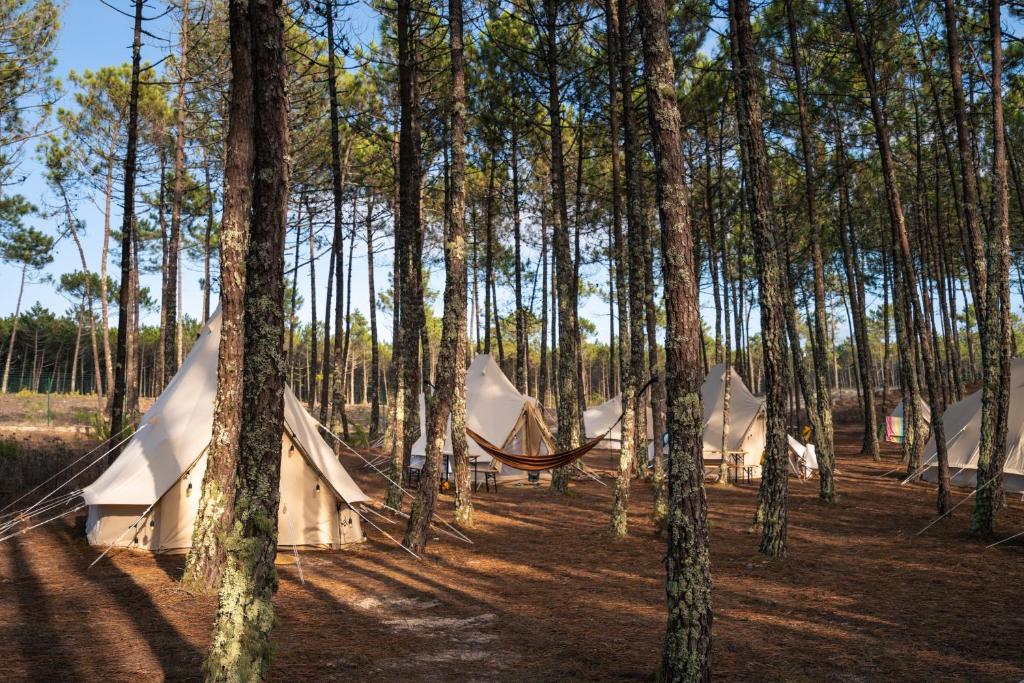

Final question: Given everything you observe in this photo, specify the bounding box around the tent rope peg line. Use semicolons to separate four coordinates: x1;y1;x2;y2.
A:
0;490;85;535
88;500;159;569
0;424;146;523
350;506;421;560
378;502;473;545
312;417;415;497
281;507;305;585
358;504;398;526
897;454;937;485
0;501;88;544
312;416;472;545
0;488;83;525
986;528;1024;549
915;477;997;537
0;422;140;516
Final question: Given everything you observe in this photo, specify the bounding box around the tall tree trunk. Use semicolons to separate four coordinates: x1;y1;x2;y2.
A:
941;0;986;313
366;194;381;438
325;0;346;428
126;218;141;423
483;156;495;354
784;0;835;499
307;199;319;412
405;0;468;545
108;0;144;453
71;303;82;393
158;152;170;389
972;0;1011;536
388;0;425;508
618;0;648;484
605;0;635;537
545;0;581;493
286;203;302;378
57;181;103;404
834;120;878;460
730;0;790;555
337;218;356;439
637;0;712;673
845;0;951;513
0;264;26;393
165;0;189;384
539;203;549;407
203;146;214;323
203;0;288;675
100;155;116;403
512;130;527;394
182;0;254;594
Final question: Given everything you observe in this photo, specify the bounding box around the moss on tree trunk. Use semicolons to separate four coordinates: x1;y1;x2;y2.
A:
202;0;289;678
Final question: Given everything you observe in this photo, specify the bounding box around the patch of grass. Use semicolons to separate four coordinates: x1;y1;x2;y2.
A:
0;438;18;458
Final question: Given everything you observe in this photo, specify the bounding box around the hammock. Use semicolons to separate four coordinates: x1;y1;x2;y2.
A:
466;428;608;471
464;376;659;472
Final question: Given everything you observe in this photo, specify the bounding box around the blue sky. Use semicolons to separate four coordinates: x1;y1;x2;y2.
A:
0;0;652;346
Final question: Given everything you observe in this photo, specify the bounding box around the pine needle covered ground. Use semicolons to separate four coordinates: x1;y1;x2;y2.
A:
0;422;1021;681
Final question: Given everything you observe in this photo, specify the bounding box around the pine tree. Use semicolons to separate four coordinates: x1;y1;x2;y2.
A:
203;0;290;676
636;0;712;674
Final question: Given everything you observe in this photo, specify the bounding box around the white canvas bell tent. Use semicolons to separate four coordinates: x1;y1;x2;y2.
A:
919;358;1024;494
583;395;654;452
410;353;555;482
885;397;931;444
701;363;767;475
82;310;370;553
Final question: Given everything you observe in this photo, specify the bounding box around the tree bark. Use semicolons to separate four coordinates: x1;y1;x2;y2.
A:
165;0;189;385
972;0;1011;536
512;131;528;394
833;120;877;460
605;0;635;537
307;199;319;412
636;0;713;675
784;0;835;499
844;0;951;513
366;193;381;438
182;0;254;595
730;0;790;555
388;0;425;508
618;0;648;485
405;0;468;547
108;0;143;453
545;0;581;493
203;0;289;675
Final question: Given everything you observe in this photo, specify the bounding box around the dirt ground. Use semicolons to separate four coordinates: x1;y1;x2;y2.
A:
0;393;155;434
0;418;1022;681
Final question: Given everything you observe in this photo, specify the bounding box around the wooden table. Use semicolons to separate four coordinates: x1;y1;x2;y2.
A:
725;450;750;483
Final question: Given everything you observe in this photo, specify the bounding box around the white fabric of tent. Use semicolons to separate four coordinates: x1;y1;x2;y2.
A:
891;397;932;423
786;435;819;478
701;364;767;475
410;354;554;482
583;395;654;451
920;358;1024;493
82;309;369;553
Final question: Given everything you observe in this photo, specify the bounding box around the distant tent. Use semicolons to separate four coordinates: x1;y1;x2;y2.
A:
583;395;654;452
410;354;555;482
787;435;819;479
885;397;931;443
701;364;767;475
82;310;369;553
920;359;1024;493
